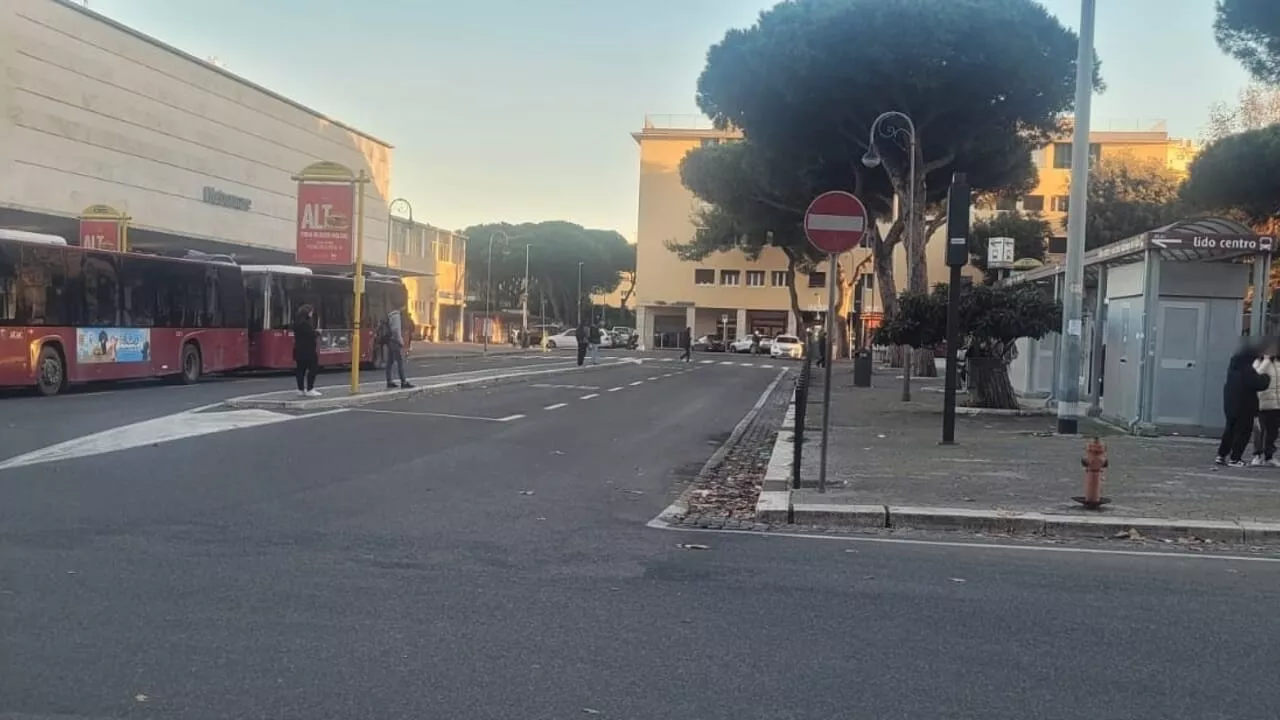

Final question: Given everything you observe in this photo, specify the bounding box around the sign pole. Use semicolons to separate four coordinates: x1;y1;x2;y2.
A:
350;171;369;396
818;251;838;493
942;173;971;445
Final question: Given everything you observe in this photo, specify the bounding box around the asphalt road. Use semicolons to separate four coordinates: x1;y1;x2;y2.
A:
2;359;1278;719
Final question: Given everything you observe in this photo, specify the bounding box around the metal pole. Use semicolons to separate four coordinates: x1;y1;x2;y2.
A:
384;198;412;268
902;125;917;402
1056;0;1096;434
941;172;970;445
818;251;838;493
1087;266;1108;416
523;244;531;334
1251;252;1271;337
577;262;584;326
484;235;493;355
350;172;368;395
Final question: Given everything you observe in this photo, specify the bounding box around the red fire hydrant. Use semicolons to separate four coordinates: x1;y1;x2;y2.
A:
1073;437;1111;510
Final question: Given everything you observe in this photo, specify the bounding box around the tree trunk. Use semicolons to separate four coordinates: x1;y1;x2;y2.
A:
785;254;803;333
833;262;853;359
967;356;1019;410
913;347;937;377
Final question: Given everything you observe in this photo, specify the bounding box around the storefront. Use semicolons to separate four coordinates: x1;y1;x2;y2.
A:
0;0;395;268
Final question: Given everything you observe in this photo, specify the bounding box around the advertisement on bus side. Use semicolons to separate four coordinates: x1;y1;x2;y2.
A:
76;328;151;364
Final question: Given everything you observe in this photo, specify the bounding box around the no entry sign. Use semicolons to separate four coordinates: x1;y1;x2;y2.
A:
805;191;868;254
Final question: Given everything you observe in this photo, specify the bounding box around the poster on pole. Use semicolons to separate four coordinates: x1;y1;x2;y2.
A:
296;183;355;265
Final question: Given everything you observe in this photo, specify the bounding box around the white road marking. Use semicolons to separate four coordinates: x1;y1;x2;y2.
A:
498;414;525;422
661;373;673;378
607;386;624;392
740;363;754;367
354;408;510;422
719;361;734;365
700;360;714;364
543;402;568;410
580;393;599;400
0;408;345;471
659;358;673;362
629;380;644;386
647;377;660;381
761;364;774;369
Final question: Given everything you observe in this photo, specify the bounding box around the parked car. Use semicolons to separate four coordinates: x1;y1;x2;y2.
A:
544;328;580;349
729;335;773;354
612;327;637;348
770;334;805;360
693;334;727;352
598;330;614;348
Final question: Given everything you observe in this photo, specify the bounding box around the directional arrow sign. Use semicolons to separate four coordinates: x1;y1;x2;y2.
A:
1150;236;1183;249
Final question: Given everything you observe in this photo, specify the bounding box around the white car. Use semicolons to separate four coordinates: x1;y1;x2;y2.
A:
544;329;580;349
770;334;805;359
730;335;773;354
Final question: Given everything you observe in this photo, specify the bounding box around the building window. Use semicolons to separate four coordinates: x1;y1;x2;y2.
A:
700;138;720;148
770;270;790;287
1023;195;1045;212
1052;142;1102;169
808;271;826;288
720;270;740;286
745;270;765;287
694;269;715;285
1051;195;1070;213
437;237;450;262
996;196;1017;212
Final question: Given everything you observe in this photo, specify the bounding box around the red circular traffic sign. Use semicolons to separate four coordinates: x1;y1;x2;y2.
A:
804;191;868;254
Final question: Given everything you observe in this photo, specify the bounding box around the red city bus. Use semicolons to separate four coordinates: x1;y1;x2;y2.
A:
0;230;249;396
242;265;407;370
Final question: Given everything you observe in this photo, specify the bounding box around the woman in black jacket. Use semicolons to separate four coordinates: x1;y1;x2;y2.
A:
1217;338;1273;466
292;304;321;397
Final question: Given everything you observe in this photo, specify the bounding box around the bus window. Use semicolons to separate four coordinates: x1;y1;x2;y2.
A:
0;242;16;322
21;245;69;326
243;272;266;331
202;266;221;327
81;252;120;327
218;266;246;328
118;255;157;328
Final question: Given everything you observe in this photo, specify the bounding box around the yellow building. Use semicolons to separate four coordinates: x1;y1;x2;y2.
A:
632;115;970;349
387;217;467;341
1016;120;1197;240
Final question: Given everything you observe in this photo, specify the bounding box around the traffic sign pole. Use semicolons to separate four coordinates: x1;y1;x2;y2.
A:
803;191;868;495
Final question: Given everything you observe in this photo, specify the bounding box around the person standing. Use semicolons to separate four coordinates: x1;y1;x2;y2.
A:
1251;341;1280;466
1217;339;1272;467
575;322;588;366
679;326;692;363
384;303;413;390
751;330;761;356
292;304;321;397
587;323;602;365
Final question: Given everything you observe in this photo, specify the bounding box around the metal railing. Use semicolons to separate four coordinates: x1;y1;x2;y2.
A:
791;340;815;489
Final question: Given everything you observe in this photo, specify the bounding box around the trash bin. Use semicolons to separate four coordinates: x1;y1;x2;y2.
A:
853;349;873;387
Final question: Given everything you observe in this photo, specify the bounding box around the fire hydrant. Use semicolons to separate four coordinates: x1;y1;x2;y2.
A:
1073;436;1111;510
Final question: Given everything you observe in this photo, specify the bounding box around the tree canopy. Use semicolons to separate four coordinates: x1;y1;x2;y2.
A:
969;211;1051;280
460;221;634;324
1215;0;1280;84
1181;125;1280;228
689;0;1090;317
1074;153;1184;249
1205;82;1280;142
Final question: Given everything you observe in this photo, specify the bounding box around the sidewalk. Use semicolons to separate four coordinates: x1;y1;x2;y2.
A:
756;363;1280;543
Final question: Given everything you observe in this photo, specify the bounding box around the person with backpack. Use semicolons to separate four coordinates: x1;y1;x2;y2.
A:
587;323;602;365
382;303;413;390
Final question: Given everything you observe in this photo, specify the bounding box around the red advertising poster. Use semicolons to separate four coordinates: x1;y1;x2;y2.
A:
79;218;121;251
296;182;355;265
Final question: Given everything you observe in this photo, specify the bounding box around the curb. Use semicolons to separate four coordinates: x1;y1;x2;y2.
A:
753;410;1280;544
223;360;638;411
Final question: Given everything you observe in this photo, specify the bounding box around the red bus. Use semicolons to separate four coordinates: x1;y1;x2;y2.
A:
242;264;407;371
0;230;249;396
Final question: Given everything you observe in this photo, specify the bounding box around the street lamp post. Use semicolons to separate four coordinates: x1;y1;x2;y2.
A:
577;262;584;326
484;230;509;356
523;243;531;337
1057;0;1097;435
862;110;918;402
384;198;413;268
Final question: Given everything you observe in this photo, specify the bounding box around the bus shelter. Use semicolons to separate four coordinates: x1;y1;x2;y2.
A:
1006;217;1272;435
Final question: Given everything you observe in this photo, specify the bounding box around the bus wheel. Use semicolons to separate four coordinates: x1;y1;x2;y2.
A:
36;345;66;396
180;343;202;384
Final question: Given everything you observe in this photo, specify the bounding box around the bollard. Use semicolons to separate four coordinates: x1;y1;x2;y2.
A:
1072;436;1111;510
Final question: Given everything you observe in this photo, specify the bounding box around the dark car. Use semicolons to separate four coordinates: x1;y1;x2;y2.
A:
693;334;726;352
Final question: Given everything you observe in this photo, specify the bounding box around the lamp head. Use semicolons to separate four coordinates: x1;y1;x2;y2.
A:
861;150;881;169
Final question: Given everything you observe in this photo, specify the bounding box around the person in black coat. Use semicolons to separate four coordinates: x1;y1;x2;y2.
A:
292;304;321;397
574;323;589;367
1217;338;1273;466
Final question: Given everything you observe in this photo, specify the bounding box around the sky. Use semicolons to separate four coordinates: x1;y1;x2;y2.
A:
84;0;1252;241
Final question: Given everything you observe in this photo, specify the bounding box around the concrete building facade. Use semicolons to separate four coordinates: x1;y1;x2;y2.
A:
387;218;467;341
0;0;395;268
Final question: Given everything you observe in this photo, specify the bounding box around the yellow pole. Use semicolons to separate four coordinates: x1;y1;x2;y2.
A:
119;214;130;252
349;171;369;395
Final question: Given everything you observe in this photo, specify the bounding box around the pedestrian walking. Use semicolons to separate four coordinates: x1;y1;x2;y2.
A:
679;326;692;362
575;323;588;366
382;302;413;390
751;330;761;356
588;323;602;365
1216;338;1272;467
292;304;321;397
1251;339;1280;466
815;329;828;368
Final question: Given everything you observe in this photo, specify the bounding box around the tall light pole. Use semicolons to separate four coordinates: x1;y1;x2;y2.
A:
863;110;917;402
1057;0;1096;435
384;198;413;268
484;230;509;355
577;262;584;326
522;243;531;336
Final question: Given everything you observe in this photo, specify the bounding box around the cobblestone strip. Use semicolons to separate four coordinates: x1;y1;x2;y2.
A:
662;371;794;531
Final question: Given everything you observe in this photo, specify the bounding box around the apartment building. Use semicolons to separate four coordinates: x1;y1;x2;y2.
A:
387;218;467;341
632;115;972;349
1013;120;1198;256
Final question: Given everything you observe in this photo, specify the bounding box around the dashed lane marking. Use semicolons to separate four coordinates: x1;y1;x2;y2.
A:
580;393;600;400
607;387;624;392
354;408;514;422
543;403;568;411
629;380;644;386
